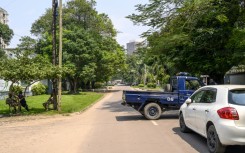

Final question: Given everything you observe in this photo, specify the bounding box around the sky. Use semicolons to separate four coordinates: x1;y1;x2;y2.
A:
0;0;149;48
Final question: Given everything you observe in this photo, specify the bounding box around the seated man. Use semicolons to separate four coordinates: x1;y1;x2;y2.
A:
18;91;29;111
6;93;20;114
42;94;54;111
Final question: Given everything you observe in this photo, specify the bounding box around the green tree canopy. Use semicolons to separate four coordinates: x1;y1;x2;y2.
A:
128;0;245;83
31;0;126;92
0;36;56;94
0;22;13;46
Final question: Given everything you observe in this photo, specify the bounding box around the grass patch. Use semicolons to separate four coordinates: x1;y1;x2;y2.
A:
0;92;104;116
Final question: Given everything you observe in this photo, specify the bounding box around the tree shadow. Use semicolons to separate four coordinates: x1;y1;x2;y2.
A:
99;99;136;113
0;107;53;118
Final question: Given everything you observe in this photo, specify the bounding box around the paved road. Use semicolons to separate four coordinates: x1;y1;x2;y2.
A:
0;86;244;153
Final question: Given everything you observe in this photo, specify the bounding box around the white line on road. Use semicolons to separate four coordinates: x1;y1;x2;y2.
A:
151;121;158;126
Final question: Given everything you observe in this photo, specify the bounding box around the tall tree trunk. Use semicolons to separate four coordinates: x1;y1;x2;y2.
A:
73;78;78;93
9;82;14;93
69;78;78;94
81;81;86;90
92;81;95;89
86;81;90;89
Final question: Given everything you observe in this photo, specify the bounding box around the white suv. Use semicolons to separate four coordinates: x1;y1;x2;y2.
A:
179;85;245;153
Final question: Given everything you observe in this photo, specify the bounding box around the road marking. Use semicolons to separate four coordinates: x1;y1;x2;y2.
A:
151;121;158;126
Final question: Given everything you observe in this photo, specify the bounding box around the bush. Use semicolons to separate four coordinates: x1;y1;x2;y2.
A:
147;83;156;88
138;84;144;87
31;83;47;95
94;82;104;89
11;85;23;95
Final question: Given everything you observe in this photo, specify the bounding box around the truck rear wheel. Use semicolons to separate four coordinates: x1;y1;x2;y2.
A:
144;103;162;120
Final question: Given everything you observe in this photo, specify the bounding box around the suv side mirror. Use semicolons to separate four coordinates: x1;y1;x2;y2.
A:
185;98;192;104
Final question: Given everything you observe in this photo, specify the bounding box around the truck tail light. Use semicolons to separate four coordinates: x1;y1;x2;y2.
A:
217;107;239;120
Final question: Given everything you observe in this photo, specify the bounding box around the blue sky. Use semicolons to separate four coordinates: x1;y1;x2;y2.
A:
0;0;149;48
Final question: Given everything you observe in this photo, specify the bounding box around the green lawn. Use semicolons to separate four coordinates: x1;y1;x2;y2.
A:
0;92;104;116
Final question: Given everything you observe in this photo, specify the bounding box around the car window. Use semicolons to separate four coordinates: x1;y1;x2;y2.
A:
200;90;216;103
171;79;178;91
191;89;216;103
228;89;245;106
191;91;205;103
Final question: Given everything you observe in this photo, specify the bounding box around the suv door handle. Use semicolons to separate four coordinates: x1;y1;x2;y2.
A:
205;110;209;113
193;108;196;110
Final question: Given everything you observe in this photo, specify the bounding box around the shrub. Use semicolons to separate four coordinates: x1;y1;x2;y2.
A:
11;85;23;95
31;83;47;95
147;83;156;88
138;84;144;87
94;82;104;89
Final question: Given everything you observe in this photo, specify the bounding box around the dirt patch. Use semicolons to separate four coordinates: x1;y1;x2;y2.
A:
0;112;80;126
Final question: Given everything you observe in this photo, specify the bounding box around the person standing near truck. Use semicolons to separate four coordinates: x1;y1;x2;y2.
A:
209;79;217;85
18;91;29;111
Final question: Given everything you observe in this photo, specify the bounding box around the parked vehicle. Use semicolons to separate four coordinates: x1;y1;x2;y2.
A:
122;73;204;120
179;85;245;153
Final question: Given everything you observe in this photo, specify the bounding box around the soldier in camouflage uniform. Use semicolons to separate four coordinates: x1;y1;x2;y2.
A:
42;93;54;111
6;93;20;114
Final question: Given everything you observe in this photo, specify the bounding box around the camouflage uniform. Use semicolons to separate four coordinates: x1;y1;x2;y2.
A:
6;96;20;113
43;96;54;111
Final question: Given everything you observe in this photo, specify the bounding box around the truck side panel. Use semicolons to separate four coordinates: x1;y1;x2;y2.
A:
123;90;180;111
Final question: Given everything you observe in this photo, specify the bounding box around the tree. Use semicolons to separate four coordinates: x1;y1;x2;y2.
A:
0;47;6;58
128;0;245;83
31;9;53;37
31;0;126;93
0;36;57;97
0;22;13;46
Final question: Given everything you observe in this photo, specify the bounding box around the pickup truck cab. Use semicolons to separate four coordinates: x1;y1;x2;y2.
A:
122;73;204;120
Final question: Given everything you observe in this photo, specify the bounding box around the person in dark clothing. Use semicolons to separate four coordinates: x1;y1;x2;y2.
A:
209;79;217;85
18;91;29;111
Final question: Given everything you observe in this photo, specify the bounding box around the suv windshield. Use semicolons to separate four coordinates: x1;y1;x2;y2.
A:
228;89;245;106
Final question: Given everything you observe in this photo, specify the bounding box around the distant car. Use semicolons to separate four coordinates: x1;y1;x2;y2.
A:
179;85;245;153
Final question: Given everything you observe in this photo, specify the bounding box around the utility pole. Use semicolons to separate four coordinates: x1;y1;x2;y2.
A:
144;64;147;86
57;0;62;112
52;0;58;110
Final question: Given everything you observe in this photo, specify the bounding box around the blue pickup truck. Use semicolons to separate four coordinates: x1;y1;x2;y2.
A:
122;73;204;120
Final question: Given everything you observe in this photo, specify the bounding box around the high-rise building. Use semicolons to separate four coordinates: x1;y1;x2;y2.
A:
0;7;9;49
126;41;140;55
126;39;148;55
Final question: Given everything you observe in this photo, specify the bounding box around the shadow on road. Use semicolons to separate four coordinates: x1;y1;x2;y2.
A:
173;127;208;153
99;101;135;113
116;115;146;121
173;127;245;153
116;113;179;122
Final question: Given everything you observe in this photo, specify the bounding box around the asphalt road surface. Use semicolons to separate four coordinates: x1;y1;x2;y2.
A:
0;86;244;153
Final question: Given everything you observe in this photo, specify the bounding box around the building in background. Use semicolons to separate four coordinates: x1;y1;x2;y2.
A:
126;40;148;55
0;7;9;49
0;7;9;99
126;41;140;55
224;65;245;85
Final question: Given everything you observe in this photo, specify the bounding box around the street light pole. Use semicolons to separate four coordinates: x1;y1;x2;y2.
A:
57;0;62;112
